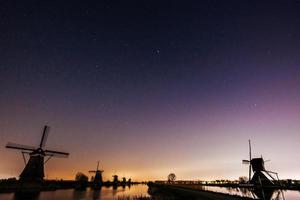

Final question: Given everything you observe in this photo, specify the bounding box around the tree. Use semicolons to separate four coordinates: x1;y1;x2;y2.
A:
75;172;88;182
168;173;176;183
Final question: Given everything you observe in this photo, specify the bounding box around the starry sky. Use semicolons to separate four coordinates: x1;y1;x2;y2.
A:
1;1;300;181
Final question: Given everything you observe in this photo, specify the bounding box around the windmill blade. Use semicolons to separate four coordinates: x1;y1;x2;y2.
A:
89;170;97;173
248;140;253;182
45;152;69;158
96;161;99;171
45;149;69;157
249;140;252;160
242;160;250;164
264;160;271;162
6;142;36;151
40;125;50;148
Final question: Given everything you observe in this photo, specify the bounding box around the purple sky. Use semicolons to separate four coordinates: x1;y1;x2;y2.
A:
1;1;300;181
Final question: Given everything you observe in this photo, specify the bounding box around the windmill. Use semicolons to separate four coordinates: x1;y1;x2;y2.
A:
6;125;69;182
121;177;126;185
242;140;279;187
89;161;104;185
112;174;119;185
127;178;132;185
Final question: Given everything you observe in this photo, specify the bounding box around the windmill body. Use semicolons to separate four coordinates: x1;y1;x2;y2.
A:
122;177;126;185
127;178;131;185
112;175;118;185
89;161;104;186
94;171;103;183
6;126;69;182
20;150;45;182
250;158;274;186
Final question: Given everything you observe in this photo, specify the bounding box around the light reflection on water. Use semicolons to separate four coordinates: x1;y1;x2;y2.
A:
175;184;300;199
0;185;149;200
200;186;300;200
202;186;256;198
276;190;300;200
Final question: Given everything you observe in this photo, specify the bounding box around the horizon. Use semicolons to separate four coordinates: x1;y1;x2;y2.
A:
1;1;300;183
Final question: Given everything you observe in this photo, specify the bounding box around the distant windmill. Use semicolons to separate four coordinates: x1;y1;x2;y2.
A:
128;178;131;185
89;161;104;185
242;140;279;186
122;177;126;184
112;174;119;185
6;125;69;182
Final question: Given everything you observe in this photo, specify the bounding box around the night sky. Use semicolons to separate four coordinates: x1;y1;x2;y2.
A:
1;1;300;181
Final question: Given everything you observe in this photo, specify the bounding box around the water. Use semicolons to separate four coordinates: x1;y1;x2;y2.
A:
0;185;299;199
202;186;256;198
0;185;149;200
173;184;300;199
191;185;300;200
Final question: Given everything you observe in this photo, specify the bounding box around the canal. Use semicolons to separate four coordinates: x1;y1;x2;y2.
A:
201;186;300;199
170;184;300;200
0;184;299;199
0;185;149;200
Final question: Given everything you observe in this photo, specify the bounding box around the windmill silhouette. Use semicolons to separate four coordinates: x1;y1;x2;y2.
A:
242;140;279;187
112;174;119;185
121;176;126;184
6;125;69;182
127;178;131;185
89;161;104;186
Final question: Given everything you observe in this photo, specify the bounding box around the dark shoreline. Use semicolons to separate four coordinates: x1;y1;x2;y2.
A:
0;180;138;193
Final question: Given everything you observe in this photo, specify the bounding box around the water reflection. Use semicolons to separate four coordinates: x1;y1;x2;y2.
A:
202;186;256;198
201;186;299;200
73;189;87;200
0;185;149;200
92;190;101;200
112;186;118;197
254;189;299;200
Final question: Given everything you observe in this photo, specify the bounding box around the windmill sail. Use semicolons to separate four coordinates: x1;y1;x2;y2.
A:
40;125;50;148
242;160;250;164
44;149;69;157
248;140;252;182
6;142;36;151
